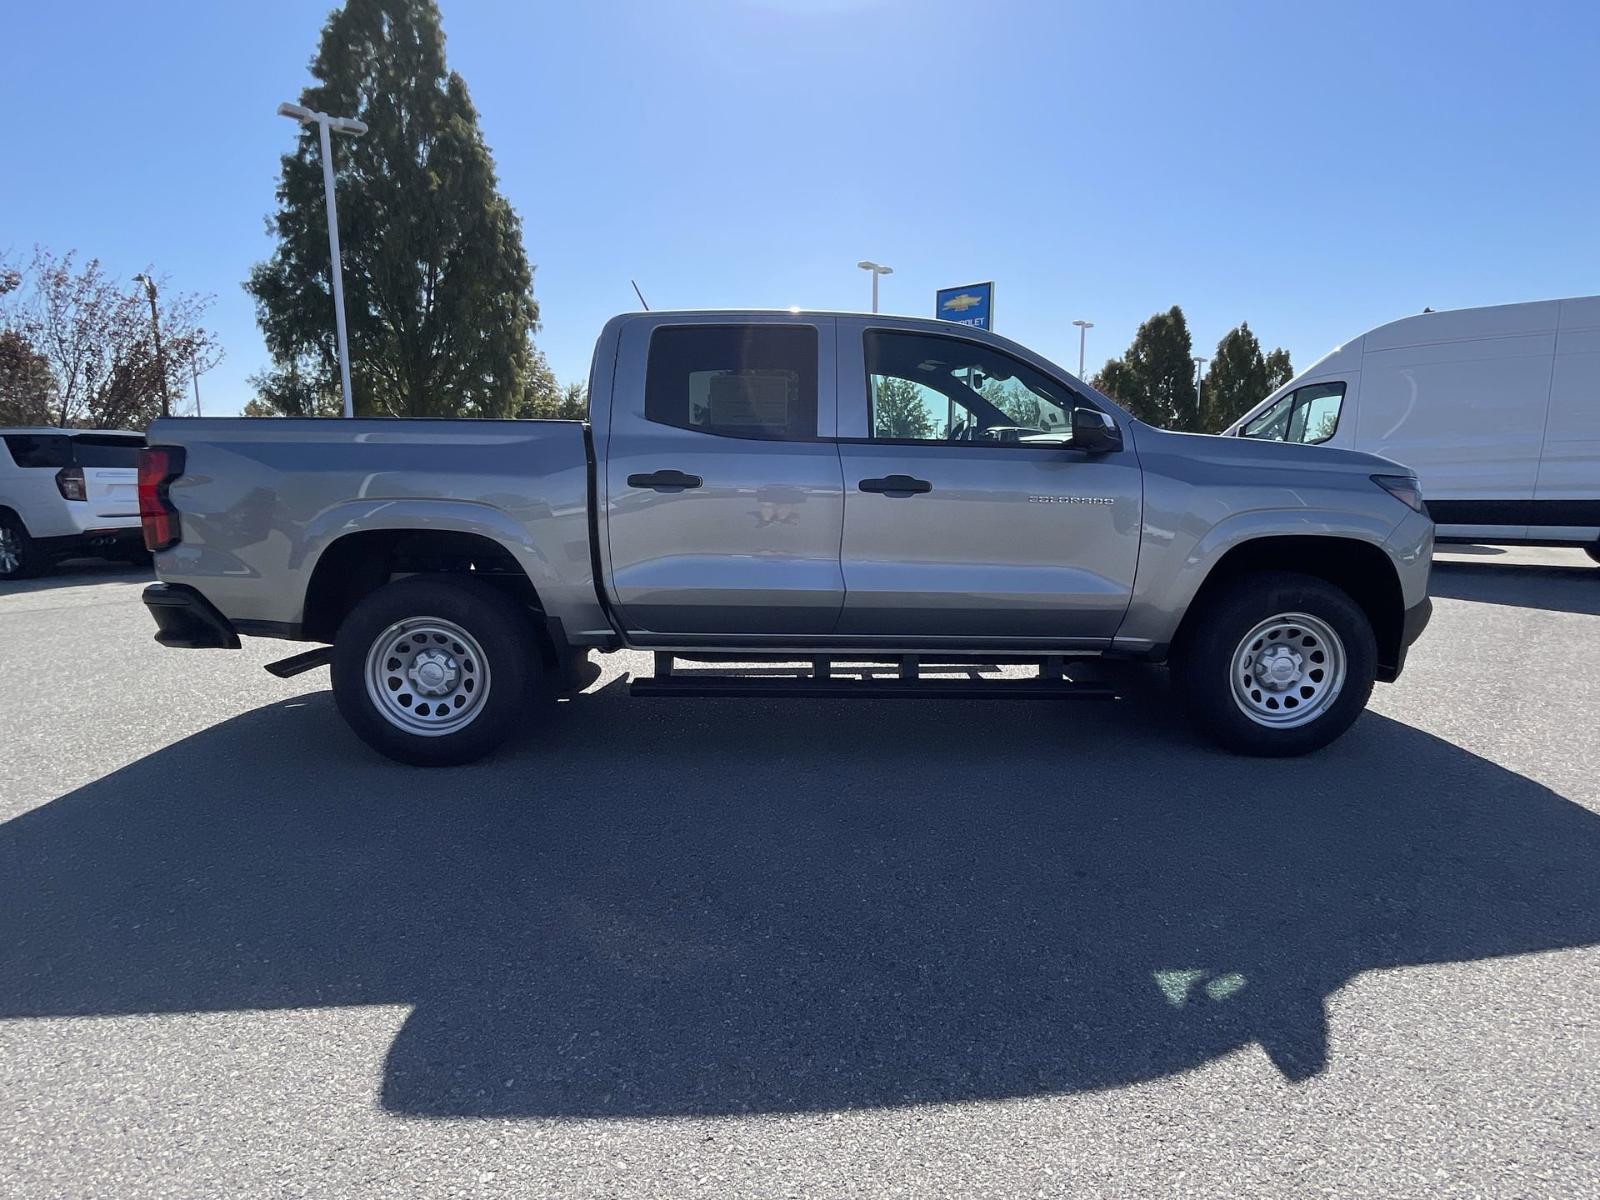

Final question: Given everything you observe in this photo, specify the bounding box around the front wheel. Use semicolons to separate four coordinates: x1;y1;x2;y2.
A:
330;576;540;766
1170;570;1377;756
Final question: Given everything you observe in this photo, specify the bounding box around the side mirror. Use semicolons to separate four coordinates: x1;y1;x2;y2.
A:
1070;407;1122;453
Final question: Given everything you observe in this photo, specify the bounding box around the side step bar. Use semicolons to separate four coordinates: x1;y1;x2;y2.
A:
264;646;334;679
629;653;1114;700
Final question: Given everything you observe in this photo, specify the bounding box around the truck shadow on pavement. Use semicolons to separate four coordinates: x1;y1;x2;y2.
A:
3;680;1598;1118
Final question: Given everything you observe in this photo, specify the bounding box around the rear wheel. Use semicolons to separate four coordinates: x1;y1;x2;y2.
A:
1170;570;1377;756
0;513;42;581
331;576;540;766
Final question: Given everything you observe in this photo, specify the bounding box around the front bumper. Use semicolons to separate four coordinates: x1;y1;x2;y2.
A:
1401;595;1433;648
1378;595;1433;683
142;583;241;649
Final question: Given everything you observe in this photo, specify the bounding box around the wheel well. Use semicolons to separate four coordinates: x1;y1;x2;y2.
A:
301;529;547;651
1176;536;1406;679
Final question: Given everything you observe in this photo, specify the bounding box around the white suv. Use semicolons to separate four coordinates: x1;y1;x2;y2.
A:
0;428;146;580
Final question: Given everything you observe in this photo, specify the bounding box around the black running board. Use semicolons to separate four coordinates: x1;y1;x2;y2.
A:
629;675;1113;700
264;646;334;678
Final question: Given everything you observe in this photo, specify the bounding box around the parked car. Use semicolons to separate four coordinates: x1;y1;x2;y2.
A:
1225;295;1600;560
0;428;147;580
137;311;1433;765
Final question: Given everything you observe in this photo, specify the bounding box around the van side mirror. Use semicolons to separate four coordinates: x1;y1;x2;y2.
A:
1070;407;1122;453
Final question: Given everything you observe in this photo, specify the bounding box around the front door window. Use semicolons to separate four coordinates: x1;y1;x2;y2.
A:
865;330;1080;445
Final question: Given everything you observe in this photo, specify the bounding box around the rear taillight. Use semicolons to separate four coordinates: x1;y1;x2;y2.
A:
55;465;86;501
137;446;186;551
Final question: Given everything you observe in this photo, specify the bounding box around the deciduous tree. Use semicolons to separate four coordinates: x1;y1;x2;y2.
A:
872;377;936;439
0;249;217;430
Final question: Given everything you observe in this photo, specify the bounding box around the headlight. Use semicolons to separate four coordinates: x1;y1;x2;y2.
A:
1372;474;1425;514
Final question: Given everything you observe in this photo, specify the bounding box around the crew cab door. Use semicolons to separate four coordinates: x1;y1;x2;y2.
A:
601;316;846;638
834;321;1141;642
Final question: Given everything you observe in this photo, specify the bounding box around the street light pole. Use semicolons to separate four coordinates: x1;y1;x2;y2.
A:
278;101;368;418
1193;356;1208;425
1071;319;1094;378
132;274;171;419
856;260;893;314
190;357;202;418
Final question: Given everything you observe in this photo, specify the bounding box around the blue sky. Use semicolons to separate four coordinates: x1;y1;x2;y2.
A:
4;0;1598;413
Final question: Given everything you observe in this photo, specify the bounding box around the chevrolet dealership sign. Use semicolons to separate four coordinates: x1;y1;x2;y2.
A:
935;282;994;330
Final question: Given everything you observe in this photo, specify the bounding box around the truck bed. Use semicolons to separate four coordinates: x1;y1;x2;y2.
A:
144;417;609;641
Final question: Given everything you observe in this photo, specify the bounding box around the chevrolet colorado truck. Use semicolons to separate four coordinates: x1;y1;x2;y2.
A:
137;311;1433;765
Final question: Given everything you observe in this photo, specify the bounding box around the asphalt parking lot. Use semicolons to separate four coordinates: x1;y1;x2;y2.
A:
3;548;1598;1199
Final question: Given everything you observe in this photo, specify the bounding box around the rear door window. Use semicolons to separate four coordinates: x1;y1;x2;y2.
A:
645;325;819;439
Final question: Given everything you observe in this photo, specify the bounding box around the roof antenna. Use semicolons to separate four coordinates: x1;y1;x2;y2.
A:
631;279;650;311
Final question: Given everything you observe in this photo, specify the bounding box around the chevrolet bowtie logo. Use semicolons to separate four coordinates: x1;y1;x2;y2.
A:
941;292;984;313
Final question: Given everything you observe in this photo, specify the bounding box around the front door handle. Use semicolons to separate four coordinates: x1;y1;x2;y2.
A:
628;469;703;492
858;474;932;495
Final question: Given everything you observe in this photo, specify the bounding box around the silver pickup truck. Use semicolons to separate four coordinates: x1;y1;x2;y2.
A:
138;311;1433;765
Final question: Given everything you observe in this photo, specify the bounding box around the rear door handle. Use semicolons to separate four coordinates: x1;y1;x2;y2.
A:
628;469;703;492
858;474;932;495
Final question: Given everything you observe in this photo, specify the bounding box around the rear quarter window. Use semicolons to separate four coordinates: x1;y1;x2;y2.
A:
2;434;72;469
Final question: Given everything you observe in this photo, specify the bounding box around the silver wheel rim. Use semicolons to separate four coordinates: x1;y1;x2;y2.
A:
364;616;492;737
1229;611;1346;729
0;527;19;575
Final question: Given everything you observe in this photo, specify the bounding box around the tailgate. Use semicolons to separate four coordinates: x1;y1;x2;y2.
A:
71;435;143;520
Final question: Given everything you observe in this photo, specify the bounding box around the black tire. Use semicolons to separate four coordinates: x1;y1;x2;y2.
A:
330;576;540;766
0;512;42;581
1169;570;1377;757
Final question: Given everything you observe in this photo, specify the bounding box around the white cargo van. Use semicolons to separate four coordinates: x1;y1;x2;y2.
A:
1225;297;1600;559
0;428;147;579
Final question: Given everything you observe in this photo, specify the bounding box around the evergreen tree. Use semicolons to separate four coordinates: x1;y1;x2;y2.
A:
247;0;541;418
1202;324;1295;432
1091;305;1199;430
1264;346;1294;392
1202;322;1266;432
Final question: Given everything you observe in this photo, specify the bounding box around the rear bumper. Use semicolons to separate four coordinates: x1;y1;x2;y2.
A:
142;583;241;650
36;527;145;558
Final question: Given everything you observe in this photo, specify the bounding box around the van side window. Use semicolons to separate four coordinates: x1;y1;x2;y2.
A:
1242;382;1346;445
645;325;818;440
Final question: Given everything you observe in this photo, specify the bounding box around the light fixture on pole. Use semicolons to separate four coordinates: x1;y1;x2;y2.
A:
856;260;893;314
132;274;172;419
278;101;368;418
1193;355;1209;422
1071;319;1094;378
